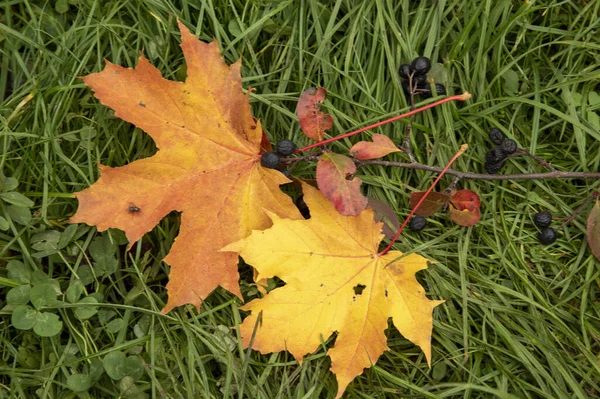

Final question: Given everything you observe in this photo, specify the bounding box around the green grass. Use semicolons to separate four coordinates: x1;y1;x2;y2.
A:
1;0;600;397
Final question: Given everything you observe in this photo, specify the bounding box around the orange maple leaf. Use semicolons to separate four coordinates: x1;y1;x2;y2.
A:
70;21;301;313
223;182;443;398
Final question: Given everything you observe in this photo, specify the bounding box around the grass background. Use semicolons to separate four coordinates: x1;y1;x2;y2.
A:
1;0;600;397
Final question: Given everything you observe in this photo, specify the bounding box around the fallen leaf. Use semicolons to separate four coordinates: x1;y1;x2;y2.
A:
449;190;481;226
297;87;333;142
316;153;367;216
223;183;443;398
70;21;301;313
587;199;600;261
409;191;449;216
367;197;399;240
349;134;400;160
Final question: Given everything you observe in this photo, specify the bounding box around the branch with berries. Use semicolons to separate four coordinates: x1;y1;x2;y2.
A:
258;56;600;253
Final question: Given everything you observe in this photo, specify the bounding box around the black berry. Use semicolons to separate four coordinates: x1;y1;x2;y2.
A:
484;159;505;174
419;83;446;99
485;147;506;163
411;57;431;76
413;74;428;85
399;64;412;80
534;211;552;228
410;216;427;232
489;128;505;145
500;139;517;155
260;151;280;169
434;83;446;95
276;139;296;156
538;227;557;245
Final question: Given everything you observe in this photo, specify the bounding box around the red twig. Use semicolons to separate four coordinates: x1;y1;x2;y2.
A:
378;144;468;256
294;92;471;154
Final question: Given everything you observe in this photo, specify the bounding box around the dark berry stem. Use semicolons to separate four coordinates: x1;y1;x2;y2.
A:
378;144;468;256
511;149;555;172
354;160;600;180
402;73;418;163
294;93;472;154
558;190;599;229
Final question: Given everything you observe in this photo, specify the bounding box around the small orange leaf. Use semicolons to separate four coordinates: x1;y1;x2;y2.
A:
409;191;450;216
316;153;367;216
349;134;400;160
586;199;600;261
297;87;333;142
222;183;443;398
70;21;301;313
449;190;481;226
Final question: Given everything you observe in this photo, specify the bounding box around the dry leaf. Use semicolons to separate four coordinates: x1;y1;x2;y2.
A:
586;199;600;261
449;189;481;226
223;183;443;398
409;191;450;216
70;21;301;313
349;134;400;160
297;87;333;142
367;197;400;240
316;153;367;216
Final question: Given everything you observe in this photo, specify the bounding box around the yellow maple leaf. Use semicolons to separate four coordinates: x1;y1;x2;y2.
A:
70;21;301;313
223;182;443;398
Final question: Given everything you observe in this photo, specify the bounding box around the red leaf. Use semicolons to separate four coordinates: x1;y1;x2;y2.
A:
349;134;400;160
449;189;481;226
450;190;481;211
316;153;367;216
409;191;449;216
297;87;333;142
586;199;600;261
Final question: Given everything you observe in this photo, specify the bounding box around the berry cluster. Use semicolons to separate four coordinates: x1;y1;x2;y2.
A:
399;57;446;98
484;128;518;174
534;211;556;245
260;139;297;173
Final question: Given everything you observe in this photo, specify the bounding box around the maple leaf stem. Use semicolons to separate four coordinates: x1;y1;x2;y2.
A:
294;93;471;154
378;144;469;256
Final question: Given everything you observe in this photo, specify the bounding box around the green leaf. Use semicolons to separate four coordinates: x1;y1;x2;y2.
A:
6;205;32;225
586;199;600;261
123;356;144;381
31;230;61;256
65;280;84;303
502;69;519;95
33;312;63;337
0;216;8;231
98;309;116;325
89;235;118;276
103;352;143;381
11;305;37;330
67;373;93;392
0;192;34;208
2;177;18;192
105;318;125;333
58;224;78;249
74;296;99;320
31;270;52;285
7;260;31;284
55;0;69;13
30;283;59;309
589;91;600;106
89;358;105;381
103;351;127;380
7;285;31;304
